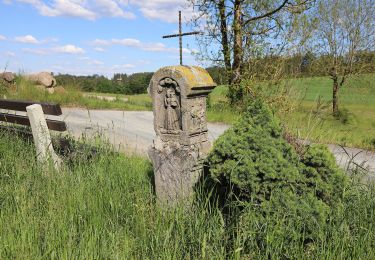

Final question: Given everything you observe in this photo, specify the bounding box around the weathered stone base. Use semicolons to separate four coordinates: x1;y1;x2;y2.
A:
148;144;206;206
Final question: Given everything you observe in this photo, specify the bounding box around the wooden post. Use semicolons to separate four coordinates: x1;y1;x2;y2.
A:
26;104;61;171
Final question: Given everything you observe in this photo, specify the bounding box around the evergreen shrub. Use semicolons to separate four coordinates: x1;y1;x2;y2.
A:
204;98;347;250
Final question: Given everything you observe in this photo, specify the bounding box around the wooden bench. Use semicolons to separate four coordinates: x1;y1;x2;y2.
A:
0;99;66;170
0;99;66;131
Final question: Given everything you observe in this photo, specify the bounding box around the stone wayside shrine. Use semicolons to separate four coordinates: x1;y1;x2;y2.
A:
148;66;216;205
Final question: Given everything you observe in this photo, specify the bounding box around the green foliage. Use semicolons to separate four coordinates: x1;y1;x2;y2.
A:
0;131;226;258
124;72;153;94
0;129;374;258
301;144;347;204
334;108;353;124
205;66;228;85
210;73;375;150
6;77;153;111
205;99;347;253
205;52;375;86
367;137;375;150
0;80;7;96
55;72;153;95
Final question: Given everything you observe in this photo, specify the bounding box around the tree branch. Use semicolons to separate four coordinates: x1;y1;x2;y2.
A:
243;0;289;26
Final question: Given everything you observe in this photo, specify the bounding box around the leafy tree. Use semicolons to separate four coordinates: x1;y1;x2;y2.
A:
55;72;154;95
311;0;374;115
124;72;153;94
189;0;313;103
300;51;315;76
205;66;228;85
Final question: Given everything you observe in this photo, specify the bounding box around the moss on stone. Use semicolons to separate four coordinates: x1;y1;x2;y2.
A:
158;66;216;95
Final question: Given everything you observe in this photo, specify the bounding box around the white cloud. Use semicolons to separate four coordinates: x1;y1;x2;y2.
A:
16;0;135;20
14;34;58;44
94;47;106;52
112;63;135;69
111;38;141;47
23;44;85;55
22;48;49;55
14;0;195;22
46;62;136;77
0;35;6;40
92;39;111;46
93;37;190;53
14;35;40;44
128;0;195;23
52;44;85;54
4;51;16;57
93;0;135;19
75;57;103;66
78;56;90;60
90;60;104;65
40;0;97;20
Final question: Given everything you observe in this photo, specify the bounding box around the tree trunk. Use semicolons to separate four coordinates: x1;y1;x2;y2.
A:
231;0;243;85
228;0;243;103
332;76;339;115
218;0;231;84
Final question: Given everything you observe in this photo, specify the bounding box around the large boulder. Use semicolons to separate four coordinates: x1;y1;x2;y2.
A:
25;72;56;88
0;72;15;84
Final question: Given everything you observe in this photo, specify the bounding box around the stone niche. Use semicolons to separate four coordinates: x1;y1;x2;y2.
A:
148;66;216;206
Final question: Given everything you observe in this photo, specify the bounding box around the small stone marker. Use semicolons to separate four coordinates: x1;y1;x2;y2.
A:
26;104;61;171
148;66;216;205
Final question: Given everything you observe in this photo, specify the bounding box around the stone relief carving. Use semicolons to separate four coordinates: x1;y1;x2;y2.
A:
158;78;181;133
148;66;217;206
190;98;206;132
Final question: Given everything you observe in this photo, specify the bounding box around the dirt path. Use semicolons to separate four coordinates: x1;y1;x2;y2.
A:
62;108;375;177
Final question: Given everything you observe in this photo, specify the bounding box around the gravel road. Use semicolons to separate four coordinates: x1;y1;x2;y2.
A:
62;108;375;177
62;108;228;154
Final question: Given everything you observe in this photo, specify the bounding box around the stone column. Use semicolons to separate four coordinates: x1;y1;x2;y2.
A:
148;66;216;206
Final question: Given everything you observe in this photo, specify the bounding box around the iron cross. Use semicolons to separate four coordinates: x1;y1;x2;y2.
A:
162;11;201;65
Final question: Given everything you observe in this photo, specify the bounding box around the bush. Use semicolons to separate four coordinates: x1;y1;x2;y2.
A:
204;98;347;253
334;108;352;124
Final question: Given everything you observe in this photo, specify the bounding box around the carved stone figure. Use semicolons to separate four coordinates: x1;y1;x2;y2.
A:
148;66;216;206
164;87;180;131
157;77;181;133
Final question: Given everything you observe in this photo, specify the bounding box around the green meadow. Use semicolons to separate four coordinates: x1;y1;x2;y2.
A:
2;77;152;111
3;74;375;150
207;74;375;150
0;131;374;258
283;74;375;150
0;74;374;259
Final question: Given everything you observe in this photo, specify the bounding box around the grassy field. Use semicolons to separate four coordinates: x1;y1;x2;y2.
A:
207;74;375;150
283;74;375;150
0;131;374;258
1;77;152;111
2;74;375;149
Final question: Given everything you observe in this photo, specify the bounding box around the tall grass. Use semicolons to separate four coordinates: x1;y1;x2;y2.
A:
0;131;227;258
0;131;374;258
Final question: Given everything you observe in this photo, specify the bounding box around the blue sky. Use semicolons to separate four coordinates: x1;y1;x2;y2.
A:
0;0;201;77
